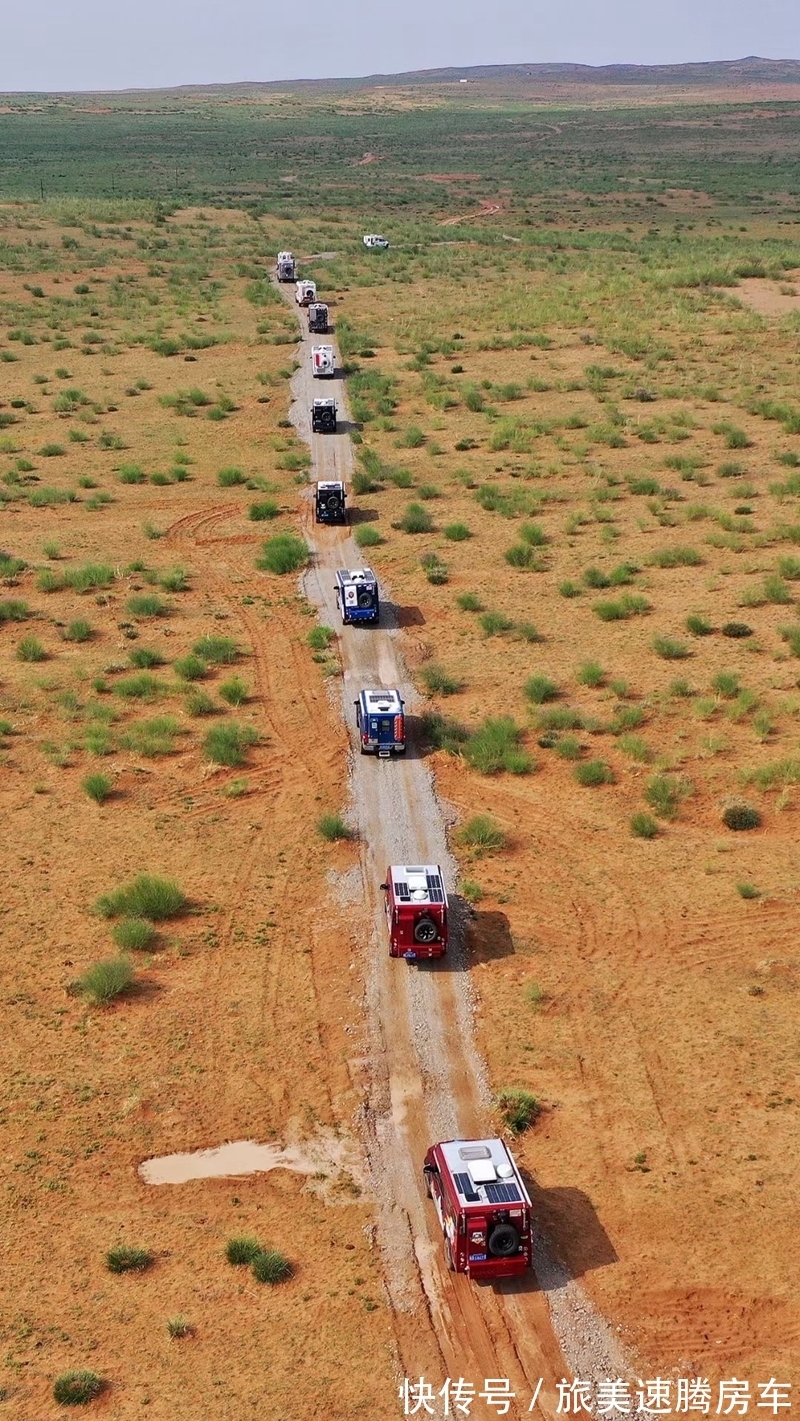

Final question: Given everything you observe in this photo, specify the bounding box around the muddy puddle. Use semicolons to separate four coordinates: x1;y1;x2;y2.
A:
139;1130;363;1192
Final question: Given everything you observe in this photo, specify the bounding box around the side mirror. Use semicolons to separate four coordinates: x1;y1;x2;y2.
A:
379;883;388;892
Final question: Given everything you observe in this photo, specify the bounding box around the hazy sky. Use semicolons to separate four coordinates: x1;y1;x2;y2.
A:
1;0;798;92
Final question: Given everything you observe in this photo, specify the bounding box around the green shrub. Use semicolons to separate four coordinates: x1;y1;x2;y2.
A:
257;533;308;574
722;800;762;831
777;555;800;581
64;618;93;643
106;1245;152;1274
594;594;649;622
193;634;238;664
174;654;207;682
129;647;165;669
398;503;433;534
63;562;115;593
574;759;614;787
712;671;740;699
53;1370;104;1406
554;734;583;761
16;634;47;662
631;812;659;839
583;566;610;589
112;918;155;952
444;522;471;541
82;773;113;804
115;673;161;700
779;626;800;656
120;716;182;757
652;546;704;568
77;955;135;1005
737;882;760;899
37;568;61;593
462;880;484;904
421;664;461;697
464;717;533;775
577;660;605;688
402;425;425;448
420;711;469;754
559;580;582;598
457;592;483;612
249;499;280;521
219;676;248;706
479;610;513;637
354;525;383;548
763;574;792;605
645;773;689;820
516;622;542;644
456;814;506;853
505;542;542;569
0;598;30;622
95;874;187;921
127;594;167;618
159;567;189;593
185;689;217;716
497;1088;540;1134
317;812;353;842
118;463;147;484
217;466;247;487
307;625;334;651
524;674;559;704
167;1315;192;1339
537;706;585;732
251;1249;292;1285
39;442;66;457
686;614;712;636
203;722;258;768
226;1236;262;1266
653;634;690;660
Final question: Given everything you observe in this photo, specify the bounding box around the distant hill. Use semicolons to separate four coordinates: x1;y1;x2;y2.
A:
169;56;800;95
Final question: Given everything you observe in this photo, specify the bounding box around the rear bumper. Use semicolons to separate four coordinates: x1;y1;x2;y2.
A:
466;1257;530;1280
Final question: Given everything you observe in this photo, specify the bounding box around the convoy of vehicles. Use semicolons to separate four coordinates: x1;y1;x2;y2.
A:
354;688;406;756
311;344;336;378
307;302;330;334
334;567;379;624
277;249;531;1286
311;397;337;434
380;864;448;960
314;480;347;525
423;1138;533;1279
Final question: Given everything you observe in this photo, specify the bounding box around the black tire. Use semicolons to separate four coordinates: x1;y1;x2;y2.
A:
413;917;438;945
488;1222;520;1258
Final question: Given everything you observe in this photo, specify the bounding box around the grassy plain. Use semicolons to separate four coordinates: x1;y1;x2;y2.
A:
1;70;800;1413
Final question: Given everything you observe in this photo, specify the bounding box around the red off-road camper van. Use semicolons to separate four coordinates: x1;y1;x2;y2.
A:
423;1138;533;1280
380;864;448;960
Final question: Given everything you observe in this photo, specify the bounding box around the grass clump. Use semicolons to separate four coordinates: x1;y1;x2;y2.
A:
398;502;433;534
653;634;690;660
577;660;605;688
16;634;47;662
479;609;513;637
631;811;659;839
115;672;161;700
456;591;483;612
421;663;461;697
464;717;533;775
524;674;559;704
307;625;334;651
119;716;182;757
203;722;258;768
127;594;167;618
63;562;114;592
721;621;752;639
226;1236;262;1266
106;1245;152;1275
185;688;217;716
217;466;246;487
257;533;308;574
497;1088;540;1134
174;653;207;682
645;773;690;821
167;1315;192;1339
193;634;238;664
354;525;383;548
219;676;249;706
128;647;165;669
686;614;712;636
456;814;506;853
82;773;113;804
737;882;760;900
112;918;155;952
95;874;186;922
574;759;614;787
249;498;280;521
721;800;762;831
0;598;30;622
77;955;135;1006
251;1249;292;1285
52;1370;104;1406
651;545;704;568
444;522;471;541
64;618;93;643
317;812;353;842
594;593;649;622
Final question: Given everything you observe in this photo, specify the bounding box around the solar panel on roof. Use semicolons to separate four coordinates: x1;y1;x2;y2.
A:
453;1172;480;1202
484;1182;522;1205
426;873;445;903
395;882;409;900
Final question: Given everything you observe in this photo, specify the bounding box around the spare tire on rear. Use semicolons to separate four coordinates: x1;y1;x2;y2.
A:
488;1222;519;1257
414;917;438;944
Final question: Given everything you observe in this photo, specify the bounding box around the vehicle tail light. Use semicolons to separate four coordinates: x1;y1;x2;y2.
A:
394;715;404;740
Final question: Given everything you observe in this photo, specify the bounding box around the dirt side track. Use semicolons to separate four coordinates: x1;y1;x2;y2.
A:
281;289;632;1419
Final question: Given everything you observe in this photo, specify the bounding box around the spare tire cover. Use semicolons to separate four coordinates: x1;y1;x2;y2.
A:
488;1222;519;1257
413;917;438;944
326;496;340;513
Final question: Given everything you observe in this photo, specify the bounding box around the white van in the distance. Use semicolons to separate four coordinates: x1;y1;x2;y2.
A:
363;234;389;250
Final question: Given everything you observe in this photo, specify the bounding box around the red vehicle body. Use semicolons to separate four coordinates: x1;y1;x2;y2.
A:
423;1138;533;1280
380;864;448;960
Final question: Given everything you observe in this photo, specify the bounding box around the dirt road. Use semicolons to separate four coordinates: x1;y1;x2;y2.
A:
283;293;633;1418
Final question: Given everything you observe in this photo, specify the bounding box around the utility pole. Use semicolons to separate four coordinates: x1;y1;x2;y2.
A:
40;177;44;201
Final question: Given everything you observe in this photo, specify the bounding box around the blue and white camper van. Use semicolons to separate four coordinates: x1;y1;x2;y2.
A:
334;567;379;625
355;688;406;756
